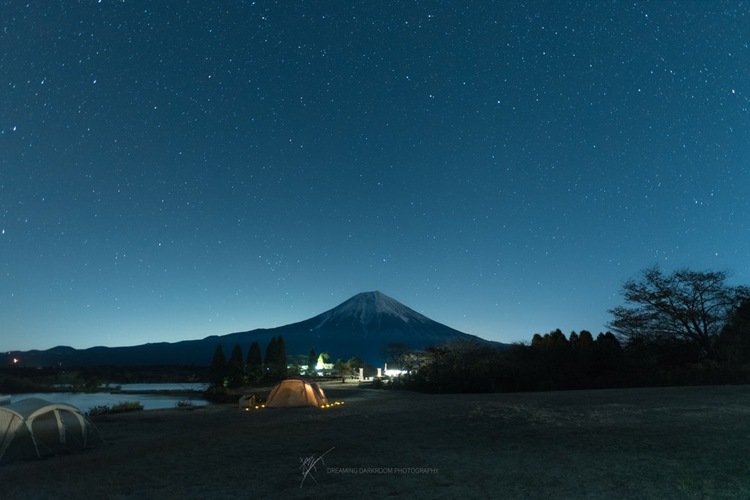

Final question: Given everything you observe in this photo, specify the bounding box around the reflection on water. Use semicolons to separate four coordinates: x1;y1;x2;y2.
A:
8;383;210;412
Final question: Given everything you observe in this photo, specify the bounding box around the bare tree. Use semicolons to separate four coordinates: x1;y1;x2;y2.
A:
384;343;418;372
608;266;750;358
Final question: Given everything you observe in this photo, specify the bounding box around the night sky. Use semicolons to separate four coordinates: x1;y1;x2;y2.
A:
2;1;749;352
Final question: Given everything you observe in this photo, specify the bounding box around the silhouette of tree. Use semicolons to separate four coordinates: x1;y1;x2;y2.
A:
246;341;263;383
592;332;624;385
403;339;503;393
208;344;227;388
578;330;595;350
334;358;355;380
609;267;750;359
569;331;580;349
568;330;596;387
263;336;287;380
264;336;278;378
534;329;573;389
276;336;288;378
384;342;419;372
226;344;245;388
545;329;570;350
717;298;750;365
307;348;317;375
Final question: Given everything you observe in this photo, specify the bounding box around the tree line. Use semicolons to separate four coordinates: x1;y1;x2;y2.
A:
208;336;291;389
390;267;750;393
205;267;749;394
207;335;380;390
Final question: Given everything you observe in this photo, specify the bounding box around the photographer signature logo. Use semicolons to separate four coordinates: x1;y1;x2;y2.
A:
299;447;335;487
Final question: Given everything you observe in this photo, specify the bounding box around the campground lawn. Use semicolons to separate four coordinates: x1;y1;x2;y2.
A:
2;384;750;499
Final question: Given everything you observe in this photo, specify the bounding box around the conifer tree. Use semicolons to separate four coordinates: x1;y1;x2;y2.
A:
264;336;279;380
276;336;288;378
227;343;245;388
209;344;227;388
265;336;278;364
247;341;263;383
262;336;288;380
307;348;317;375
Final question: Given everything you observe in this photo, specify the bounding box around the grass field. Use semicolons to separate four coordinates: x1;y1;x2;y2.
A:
2;384;750;499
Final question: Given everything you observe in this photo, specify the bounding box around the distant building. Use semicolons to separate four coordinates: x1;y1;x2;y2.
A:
314;354;334;375
383;362;406;377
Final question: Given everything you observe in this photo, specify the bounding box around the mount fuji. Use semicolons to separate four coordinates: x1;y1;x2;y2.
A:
5;291;502;367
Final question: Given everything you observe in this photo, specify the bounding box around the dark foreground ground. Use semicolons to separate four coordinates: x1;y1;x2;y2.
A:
2;384;750;499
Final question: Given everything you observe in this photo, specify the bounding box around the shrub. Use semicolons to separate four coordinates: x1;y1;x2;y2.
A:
110;401;144;413
86;401;143;418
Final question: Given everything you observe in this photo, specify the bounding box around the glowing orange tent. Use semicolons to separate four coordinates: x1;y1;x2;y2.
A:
265;377;328;408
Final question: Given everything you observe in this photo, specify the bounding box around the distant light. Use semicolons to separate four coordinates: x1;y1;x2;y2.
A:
12;358;18;364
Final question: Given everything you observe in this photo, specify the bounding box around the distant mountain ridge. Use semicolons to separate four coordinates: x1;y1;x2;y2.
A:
4;291;504;368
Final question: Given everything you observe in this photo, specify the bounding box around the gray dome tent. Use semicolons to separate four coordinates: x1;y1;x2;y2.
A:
0;398;89;463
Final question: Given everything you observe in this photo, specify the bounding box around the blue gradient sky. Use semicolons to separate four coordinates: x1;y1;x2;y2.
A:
2;1;749;352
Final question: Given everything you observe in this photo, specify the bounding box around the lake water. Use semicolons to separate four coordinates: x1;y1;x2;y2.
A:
4;383;211;412
113;383;210;392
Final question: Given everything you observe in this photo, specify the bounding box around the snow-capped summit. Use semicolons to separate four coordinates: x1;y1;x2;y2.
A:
315;291;430;330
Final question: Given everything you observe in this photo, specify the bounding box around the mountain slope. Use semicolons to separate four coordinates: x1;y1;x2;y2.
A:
259;291;492;361
5;291;503;367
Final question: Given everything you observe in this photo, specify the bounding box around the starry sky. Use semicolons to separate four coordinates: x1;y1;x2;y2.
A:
2;1;749;352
